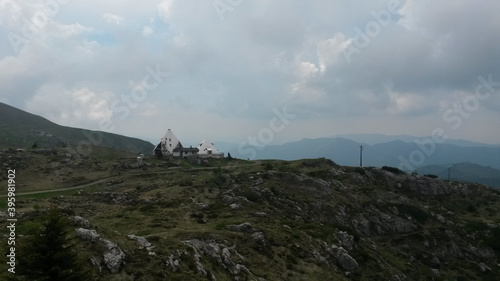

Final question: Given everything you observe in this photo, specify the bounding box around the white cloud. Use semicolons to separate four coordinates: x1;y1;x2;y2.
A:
317;33;350;72
157;0;175;21
397;0;424;31
142;25;153;36
103;13;124;25
1;0;500;144
298;61;319;78
25;84;115;129
388;92;430;115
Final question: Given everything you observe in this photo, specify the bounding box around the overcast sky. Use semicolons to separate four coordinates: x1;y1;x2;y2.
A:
1;0;499;146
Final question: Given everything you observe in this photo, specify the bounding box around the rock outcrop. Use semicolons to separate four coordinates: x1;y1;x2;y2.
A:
75;222;125;274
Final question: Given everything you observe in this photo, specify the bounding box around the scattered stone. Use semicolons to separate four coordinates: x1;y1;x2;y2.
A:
99;239;126;274
226;222;256;233
183;239;249;278
431;268;440;276
75;228;100;242
327;245;359;273
74;216;90;229
76;228;125;274
294;215;304;222
90;256;102;273
429;256;440;267
222;195;238;205
128;234;155;253
252;232;266;246
337;231;355;251
253;211;268;218
436;214;446;224
253;178;264;186
230;203;241;209
167;254;181;272
478;262;491;272
196;202;210;210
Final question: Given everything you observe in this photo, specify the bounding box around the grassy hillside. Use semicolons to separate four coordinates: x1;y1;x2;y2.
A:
0;149;499;280
0;102;154;154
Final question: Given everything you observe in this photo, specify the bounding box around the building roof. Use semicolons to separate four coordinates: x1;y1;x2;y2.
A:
161;129;181;154
197;138;223;155
173;146;199;153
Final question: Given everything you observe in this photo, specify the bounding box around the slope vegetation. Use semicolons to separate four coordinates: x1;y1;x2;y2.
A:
0;102;154;154
0;151;499;280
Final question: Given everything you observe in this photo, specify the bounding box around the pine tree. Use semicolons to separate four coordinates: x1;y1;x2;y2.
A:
18;205;91;281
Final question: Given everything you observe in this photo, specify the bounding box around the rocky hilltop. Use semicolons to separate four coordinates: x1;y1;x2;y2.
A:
1;149;499;280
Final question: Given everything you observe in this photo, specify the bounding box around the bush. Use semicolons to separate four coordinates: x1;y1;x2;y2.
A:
264;162;273;171
465;221;489;232
211;166;226;187
382;166;405;175
390;204;429;224
18;205;92;280
242;190;261;202
424;174;438;179
466;204;477;213
484;228;500;252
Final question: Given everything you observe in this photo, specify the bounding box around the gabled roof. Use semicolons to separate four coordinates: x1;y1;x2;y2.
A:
160;129;182;154
197;138;223;155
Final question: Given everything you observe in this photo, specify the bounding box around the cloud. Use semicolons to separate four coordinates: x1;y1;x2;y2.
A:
1;0;500;144
157;0;175;21
25;84;115;129
103;13;124;25
142;25;153;36
317;33;350;72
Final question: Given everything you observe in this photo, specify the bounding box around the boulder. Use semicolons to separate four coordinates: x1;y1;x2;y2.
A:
230;203;241;209
226;222;256;233
74;216;90;229
128;234;155;253
99;239;126;274
327;245;359;273
183;239;249;278
252;232;266;246
253;211;268;218
478;262;491;272
75;228;100;242
337;231;355;251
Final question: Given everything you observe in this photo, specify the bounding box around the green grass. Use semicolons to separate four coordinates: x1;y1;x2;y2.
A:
0;184;103;210
1;156;499;280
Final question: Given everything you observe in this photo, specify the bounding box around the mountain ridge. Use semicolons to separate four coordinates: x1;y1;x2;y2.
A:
0;102;154;154
220;136;500;188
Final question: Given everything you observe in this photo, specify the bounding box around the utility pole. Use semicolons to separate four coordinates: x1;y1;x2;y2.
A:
359;145;363;167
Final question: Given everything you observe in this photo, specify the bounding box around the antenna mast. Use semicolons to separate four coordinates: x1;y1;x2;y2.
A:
359;145;363;167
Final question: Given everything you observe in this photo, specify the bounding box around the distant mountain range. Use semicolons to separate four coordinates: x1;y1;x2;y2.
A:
2;102;498;187
0;102;154;154
218;136;500;188
418;162;500;188
332;133;500;147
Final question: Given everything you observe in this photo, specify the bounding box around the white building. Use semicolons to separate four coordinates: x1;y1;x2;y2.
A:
153;129;223;158
156;129;182;156
197;138;224;158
